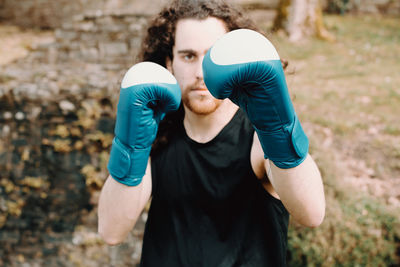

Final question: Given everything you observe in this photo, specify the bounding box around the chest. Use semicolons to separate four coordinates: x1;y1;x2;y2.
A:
152;129;256;204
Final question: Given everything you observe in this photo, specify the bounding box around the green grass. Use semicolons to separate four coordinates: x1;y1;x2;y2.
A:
265;15;400;266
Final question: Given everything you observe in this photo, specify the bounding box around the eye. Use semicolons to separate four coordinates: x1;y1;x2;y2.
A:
183;53;196;62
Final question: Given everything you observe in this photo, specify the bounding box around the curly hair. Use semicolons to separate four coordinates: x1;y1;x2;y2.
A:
139;0;259;155
138;0;259;67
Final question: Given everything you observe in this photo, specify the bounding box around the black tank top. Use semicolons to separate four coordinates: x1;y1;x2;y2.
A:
143;110;289;267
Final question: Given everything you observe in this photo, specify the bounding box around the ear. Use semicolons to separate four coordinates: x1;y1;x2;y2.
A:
166;57;173;73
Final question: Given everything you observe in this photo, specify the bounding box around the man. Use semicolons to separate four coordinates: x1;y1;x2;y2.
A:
98;0;325;266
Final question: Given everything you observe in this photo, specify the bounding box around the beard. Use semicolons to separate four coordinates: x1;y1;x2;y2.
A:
182;82;223;115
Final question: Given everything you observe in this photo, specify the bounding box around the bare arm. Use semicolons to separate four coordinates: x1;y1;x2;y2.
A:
98;159;152;245
251;134;325;227
267;154;325;227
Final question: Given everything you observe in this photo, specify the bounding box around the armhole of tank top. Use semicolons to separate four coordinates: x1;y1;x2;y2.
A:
247;121;286;208
150;156;157;197
255;169;287;213
264;186;288;216
255;172;281;202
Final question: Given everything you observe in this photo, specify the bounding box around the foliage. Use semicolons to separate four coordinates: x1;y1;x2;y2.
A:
288;198;399;266
287;147;400;266
325;0;355;14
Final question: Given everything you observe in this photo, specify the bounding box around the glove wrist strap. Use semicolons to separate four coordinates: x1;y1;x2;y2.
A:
256;115;309;169
107;137;151;186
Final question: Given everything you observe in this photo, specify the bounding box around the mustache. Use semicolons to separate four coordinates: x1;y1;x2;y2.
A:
188;81;208;91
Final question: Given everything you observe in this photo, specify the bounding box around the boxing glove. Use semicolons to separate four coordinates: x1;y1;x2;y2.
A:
202;29;308;169
107;62;181;186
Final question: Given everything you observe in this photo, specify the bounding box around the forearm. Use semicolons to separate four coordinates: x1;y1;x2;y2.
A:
267;154;325;227
98;173;151;245
99;62;178;245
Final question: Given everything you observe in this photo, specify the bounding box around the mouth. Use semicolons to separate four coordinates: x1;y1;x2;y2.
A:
191;87;208;91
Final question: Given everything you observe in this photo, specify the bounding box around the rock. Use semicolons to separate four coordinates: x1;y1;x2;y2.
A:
3;112;13;120
59;100;76;113
99;42;128;57
15;112;25;121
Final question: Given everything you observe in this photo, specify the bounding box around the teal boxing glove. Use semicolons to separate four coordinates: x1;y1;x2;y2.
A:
202;29;308;169
107;62;181;185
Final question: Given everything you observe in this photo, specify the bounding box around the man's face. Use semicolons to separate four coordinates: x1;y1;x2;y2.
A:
167;17;228;115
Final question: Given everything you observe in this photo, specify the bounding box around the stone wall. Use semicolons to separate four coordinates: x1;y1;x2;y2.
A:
0;0;399;30
0;0;90;29
0;0;169;29
34;11;150;70
8;1;277;69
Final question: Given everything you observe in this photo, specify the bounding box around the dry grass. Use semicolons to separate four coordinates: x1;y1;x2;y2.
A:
268;14;400;205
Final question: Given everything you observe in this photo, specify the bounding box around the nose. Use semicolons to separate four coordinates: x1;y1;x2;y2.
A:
195;55;204;80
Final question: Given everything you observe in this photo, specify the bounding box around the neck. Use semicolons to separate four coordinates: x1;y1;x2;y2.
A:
183;99;238;143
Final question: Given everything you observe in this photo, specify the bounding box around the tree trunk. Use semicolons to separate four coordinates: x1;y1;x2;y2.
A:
273;0;335;42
